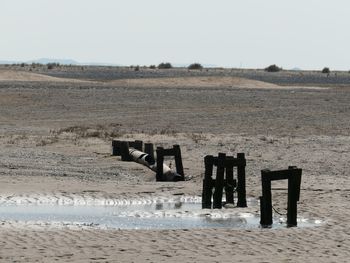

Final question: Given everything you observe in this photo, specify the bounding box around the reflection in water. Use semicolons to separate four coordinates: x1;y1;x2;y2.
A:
155;203;163;210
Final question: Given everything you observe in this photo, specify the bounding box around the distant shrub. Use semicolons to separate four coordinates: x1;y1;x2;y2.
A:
158;62;172;69
20;63;25;67
265;64;282;72
134;65;140;71
188;63;203;70
149;65;156;69
322;67;330;74
31;63;43;68
47;62;60;70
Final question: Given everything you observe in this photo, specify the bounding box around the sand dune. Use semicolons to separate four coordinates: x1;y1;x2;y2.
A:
0;69;327;91
0;69;278;89
0;69;88;83
110;76;280;89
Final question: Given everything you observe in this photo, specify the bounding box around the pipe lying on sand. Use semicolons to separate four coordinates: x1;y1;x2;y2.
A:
129;149;183;181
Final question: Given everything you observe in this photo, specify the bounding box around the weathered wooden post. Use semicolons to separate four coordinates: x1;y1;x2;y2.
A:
202;155;214;209
133;140;143;151
213;153;226;209
173;144;184;180
156;147;164;181
144;143;155;160
225;164;234;204
237;153;247;207
260;169;273;226
120;141;133;161
287;166;302;227
112;140;121;156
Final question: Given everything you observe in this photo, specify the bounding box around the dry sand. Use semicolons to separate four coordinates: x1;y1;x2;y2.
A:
0;69;349;262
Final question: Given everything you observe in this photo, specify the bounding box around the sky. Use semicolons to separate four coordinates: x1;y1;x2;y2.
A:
0;0;349;70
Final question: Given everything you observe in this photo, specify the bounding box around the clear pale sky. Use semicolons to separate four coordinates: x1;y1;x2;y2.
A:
1;0;349;70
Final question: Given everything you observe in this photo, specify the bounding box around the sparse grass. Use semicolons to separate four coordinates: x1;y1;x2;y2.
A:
187;133;207;144
36;136;59;146
53;123;124;139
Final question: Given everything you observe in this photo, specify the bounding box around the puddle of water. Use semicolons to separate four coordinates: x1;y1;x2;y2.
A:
0;199;321;230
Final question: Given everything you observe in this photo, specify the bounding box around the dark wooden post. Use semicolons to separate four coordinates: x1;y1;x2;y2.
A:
134;140;143;151
156;147;164;181
237;153;247;207
120;141;132;161
225;164;234;204
173;145;184;179
259;196;266;226
287;167;302;227
213;153;226;209
261;169;273;226
144;143;154;160
112;140;120;156
202;155;214;209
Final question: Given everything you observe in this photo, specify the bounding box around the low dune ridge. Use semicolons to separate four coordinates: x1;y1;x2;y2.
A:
0;69;328;90
109;76;280;89
0;69;89;83
0;70;279;89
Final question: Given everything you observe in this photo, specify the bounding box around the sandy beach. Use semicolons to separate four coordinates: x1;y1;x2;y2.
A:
0;67;350;262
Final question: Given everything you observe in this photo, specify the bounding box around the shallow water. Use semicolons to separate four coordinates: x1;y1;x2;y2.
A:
0;200;321;230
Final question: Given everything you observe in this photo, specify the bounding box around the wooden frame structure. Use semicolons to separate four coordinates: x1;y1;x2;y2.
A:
156;145;184;181
202;152;247;209
260;166;302;227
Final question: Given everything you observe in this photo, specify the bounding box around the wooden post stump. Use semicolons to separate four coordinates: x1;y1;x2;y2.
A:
237;153;247;207
112;140;121;156
120;141;132;161
213;153;226;209
156;147;164;181
144;143;155;160
202;155;214;209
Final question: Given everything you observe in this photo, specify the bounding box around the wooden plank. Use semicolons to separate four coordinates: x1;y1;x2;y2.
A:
213;156;240;167
261;168;302;181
